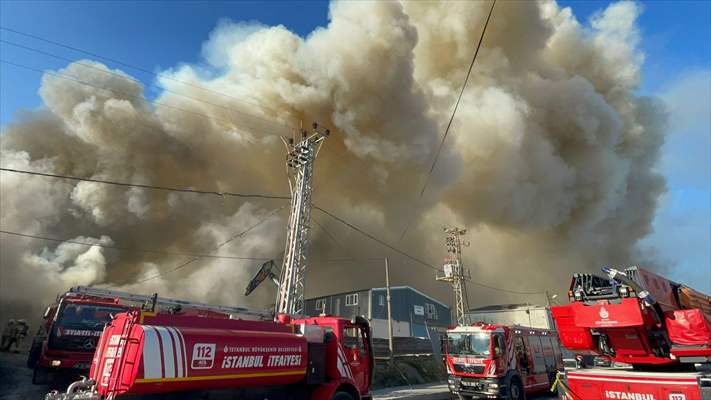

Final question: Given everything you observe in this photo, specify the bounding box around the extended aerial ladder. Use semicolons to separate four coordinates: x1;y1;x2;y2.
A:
68;286;270;319
436;227;471;325
274;123;329;317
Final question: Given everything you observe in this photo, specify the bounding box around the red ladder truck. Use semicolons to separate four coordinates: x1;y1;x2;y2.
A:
551;266;711;400
29;285;261;384
45;311;372;400
445;322;564;399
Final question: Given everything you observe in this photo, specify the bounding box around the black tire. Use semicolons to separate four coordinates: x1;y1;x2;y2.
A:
507;376;525;400
333;391;354;400
32;367;49;385
26;341;42;368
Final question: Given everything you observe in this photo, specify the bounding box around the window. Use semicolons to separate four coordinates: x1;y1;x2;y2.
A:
378;295;385;306
493;334;505;358
315;299;326;312
343;327;365;353
345;293;358;306
425;303;437;319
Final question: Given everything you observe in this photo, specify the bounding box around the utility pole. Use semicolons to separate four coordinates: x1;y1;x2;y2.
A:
384;257;394;358
436;227;471;325
275;122;329;317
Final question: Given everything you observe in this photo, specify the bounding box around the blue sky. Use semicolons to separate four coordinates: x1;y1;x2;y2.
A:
1;0;709;291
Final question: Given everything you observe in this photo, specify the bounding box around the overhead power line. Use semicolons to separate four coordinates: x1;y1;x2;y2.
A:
1;167;539;295
401;0;497;240
0;26;300;123
313;205;441;272
0;39;294;132
0;59;288;136
0;167;291;201
314;205;541;295
132;205;287;284
0;230;272;261
465;277;542;295
0;229;387;265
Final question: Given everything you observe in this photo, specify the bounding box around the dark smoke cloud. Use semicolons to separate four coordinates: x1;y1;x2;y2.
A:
0;0;666;321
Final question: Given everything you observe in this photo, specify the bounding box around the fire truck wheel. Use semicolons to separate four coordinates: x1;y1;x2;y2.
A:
32;367;49;385
507;376;525;400
332;391;354;400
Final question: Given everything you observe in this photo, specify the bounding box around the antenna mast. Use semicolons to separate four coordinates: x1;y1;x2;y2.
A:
276;122;329;317
436;227;471;325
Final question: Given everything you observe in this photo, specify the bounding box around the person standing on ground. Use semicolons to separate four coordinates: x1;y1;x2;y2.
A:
1;319;17;351
10;319;29;352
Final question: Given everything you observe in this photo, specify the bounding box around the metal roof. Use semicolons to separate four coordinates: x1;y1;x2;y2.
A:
468;303;547;312
306;285;450;309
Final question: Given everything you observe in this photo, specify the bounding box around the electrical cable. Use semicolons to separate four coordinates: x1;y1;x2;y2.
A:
0;167;291;201
313;205;441;272
314;205;542;295
0;26;300;123
0;230;273;261
464;277;543;295
131;205;287;284
400;0;497;240
0;39;295;132
0;59;288;137
1;168;540;295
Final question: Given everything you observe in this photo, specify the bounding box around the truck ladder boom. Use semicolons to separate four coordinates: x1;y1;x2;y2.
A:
69;286;270;318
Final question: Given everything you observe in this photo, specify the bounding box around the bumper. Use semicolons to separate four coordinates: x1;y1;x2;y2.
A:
39;351;92;370
447;374;506;398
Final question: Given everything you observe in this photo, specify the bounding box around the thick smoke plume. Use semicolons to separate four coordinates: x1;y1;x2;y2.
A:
1;0;666;321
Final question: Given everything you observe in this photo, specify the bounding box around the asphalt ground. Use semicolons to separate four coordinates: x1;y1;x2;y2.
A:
0;349;558;400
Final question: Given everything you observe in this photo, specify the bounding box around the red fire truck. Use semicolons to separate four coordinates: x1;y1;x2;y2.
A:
445;322;564;399
28;286;260;385
551;266;711;399
46;311;373;400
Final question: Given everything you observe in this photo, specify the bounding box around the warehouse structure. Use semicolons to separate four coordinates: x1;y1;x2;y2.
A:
305;286;452;339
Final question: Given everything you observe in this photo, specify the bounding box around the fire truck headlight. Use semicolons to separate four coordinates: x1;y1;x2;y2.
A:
51;360;61;367
619;286;629;297
574;291;582;301
488;383;498;389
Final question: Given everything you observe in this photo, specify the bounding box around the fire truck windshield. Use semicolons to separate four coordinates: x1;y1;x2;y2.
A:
57;304;125;331
49;303;126;352
447;332;492;357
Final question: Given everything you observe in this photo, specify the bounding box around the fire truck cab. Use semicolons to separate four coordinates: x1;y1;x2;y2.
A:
27;290;130;383
445;323;563;399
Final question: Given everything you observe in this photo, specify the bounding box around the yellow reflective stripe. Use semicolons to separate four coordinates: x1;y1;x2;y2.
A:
135;369;305;383
138;311;157;324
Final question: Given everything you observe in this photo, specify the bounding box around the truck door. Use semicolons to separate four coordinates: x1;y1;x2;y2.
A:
342;321;372;393
514;335;530;379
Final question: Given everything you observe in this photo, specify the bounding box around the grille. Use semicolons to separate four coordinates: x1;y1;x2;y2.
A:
453;364;485;374
48;335;99;352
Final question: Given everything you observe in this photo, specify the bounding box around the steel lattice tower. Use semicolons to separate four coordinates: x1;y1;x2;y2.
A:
436;227;471;325
275;123;329;317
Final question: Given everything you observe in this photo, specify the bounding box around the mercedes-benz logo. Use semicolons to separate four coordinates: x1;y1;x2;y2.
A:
83;339;96;350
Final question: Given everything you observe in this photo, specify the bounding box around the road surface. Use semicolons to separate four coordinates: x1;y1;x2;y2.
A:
372;382;558;400
1;350;558;400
